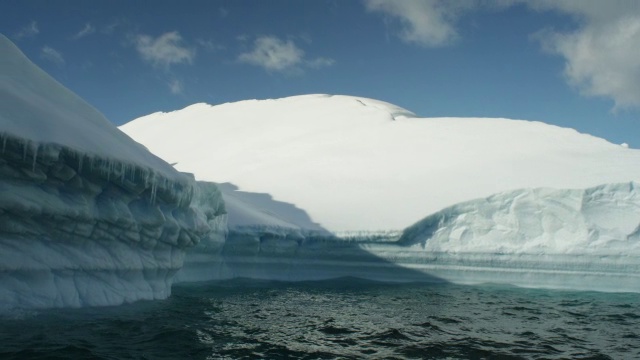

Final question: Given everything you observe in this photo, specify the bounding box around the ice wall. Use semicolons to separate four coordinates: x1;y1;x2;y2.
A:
0;134;226;310
0;34;227;310
399;182;640;255
366;182;640;292
178;183;640;293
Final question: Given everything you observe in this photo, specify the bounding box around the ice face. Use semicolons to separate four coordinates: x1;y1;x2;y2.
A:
400;182;640;255
0;132;226;310
0;35;226;310
177;183;640;293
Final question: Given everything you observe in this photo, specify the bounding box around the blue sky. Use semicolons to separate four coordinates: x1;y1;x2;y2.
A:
2;0;640;147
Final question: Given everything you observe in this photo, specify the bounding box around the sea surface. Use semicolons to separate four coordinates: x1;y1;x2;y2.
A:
1;278;638;359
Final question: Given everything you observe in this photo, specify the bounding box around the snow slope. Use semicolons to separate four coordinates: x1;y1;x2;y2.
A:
0;35;182;184
0;34;225;310
121;94;640;233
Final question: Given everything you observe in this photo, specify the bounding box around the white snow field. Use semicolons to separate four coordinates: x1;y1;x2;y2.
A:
122;95;640;292
0;34;226;310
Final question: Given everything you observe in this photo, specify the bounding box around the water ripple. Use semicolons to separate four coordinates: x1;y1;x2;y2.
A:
1;279;639;359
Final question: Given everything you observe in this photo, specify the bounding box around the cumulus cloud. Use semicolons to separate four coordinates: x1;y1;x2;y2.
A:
364;0;640;109
134;31;195;68
238;36;303;71
528;1;640;109
73;23;95;39
197;38;224;52
14;21;39;39
363;0;475;47
41;46;65;66
238;36;334;73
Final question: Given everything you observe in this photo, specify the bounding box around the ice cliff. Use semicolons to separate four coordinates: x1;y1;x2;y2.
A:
123;94;640;292
176;182;640;293
0;34;225;310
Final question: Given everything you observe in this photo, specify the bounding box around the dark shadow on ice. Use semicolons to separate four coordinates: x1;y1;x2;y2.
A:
203;183;448;284
216;182;329;233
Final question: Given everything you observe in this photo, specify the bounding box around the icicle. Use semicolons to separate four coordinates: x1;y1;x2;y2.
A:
22;140;28;161
151;176;158;204
78;155;83;173
1;134;6;154
31;145;38;171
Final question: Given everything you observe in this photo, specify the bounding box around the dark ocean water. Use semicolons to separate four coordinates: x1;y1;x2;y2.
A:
1;278;639;359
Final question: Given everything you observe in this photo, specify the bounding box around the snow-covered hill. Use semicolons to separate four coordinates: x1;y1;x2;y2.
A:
121;94;640;233
0;34;225;310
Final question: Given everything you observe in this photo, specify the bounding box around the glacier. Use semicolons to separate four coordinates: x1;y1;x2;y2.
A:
0;34;225;310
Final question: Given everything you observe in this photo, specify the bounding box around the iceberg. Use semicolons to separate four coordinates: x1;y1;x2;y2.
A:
0;34;225;310
122;94;640;292
2;29;639;310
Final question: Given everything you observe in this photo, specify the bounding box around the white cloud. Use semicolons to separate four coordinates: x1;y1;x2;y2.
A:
528;1;640;109
238;36;304;71
197;38;224;52
134;31;195;68
103;19;122;35
363;0;475;47
516;0;640;24
41;46;65;66
238;36;334;73
364;0;640;109
73;23;95;39
14;21;39;39
307;57;335;69
168;79;184;94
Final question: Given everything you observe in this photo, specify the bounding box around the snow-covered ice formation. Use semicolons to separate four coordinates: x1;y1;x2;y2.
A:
122;94;640;292
0;34;225;310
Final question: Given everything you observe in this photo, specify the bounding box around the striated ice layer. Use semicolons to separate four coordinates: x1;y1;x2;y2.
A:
0;34;227;310
0;134;226;310
180;183;640;293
